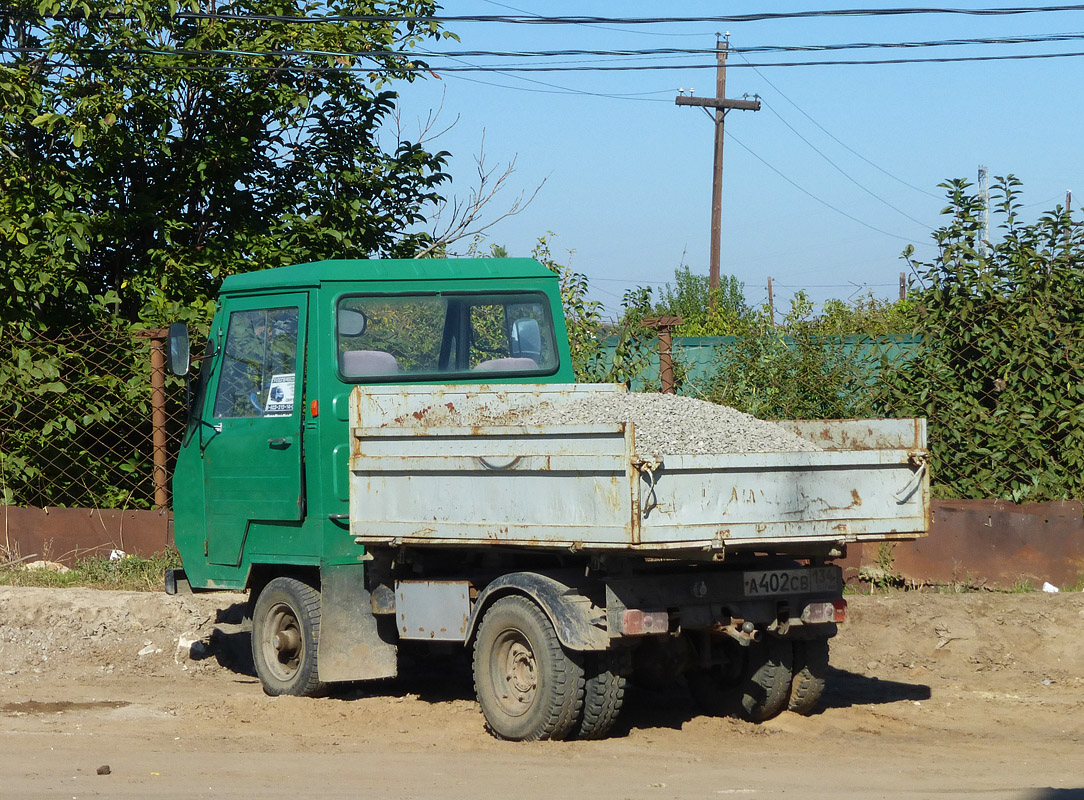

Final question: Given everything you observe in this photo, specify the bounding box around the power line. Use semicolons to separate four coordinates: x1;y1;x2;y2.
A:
725;130;930;245
8;47;1084;72
170;7;1084;24
774;282;899;288
15;6;1084;24
426;51;674;102
735;53;943;200
408;33;1084;59
422;49;1084;71
10;33;1084;66
760;99;935;230
439;71;673;100
475;0;708;38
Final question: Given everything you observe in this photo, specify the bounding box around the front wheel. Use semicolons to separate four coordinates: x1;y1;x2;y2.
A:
251;577;325;697
473;596;585;741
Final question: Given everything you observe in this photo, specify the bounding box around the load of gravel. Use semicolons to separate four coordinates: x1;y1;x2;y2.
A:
515;392;818;456
424;391;818;456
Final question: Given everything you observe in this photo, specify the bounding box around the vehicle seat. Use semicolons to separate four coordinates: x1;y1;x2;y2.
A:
341;350;399;377
471;357;538;372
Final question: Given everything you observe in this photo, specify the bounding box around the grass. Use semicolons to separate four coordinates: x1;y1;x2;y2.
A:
0;549;182;592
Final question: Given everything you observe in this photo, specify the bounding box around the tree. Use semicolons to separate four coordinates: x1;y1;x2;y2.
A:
817;292;916;337
653;265;751;336
875;176;1084;501
0;0;452;330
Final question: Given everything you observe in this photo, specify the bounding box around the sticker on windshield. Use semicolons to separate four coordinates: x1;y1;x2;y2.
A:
264;373;295;416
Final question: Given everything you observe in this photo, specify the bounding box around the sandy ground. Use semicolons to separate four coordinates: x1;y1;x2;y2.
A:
1;586;1082;800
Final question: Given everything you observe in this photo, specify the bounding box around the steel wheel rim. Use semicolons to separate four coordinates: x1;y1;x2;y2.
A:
490;628;537;717
263;602;304;682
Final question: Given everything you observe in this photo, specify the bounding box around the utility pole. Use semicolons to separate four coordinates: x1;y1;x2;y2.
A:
767;277;775;325
1066;190;1073;243
978;165;990;259
676;35;761;292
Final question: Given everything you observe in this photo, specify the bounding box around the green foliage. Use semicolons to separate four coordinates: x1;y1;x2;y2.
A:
654;266;752;336
0;0;451;331
703;292;879;420
875;176;1084;502
1;1;452;508
0;550;182;591
817;292;918;337
0;325;181;507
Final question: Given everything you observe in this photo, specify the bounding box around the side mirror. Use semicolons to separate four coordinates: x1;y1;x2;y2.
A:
510;317;542;361
338;309;368;337
167;322;190;377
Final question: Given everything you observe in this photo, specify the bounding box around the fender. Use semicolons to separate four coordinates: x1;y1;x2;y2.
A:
466;572;609;652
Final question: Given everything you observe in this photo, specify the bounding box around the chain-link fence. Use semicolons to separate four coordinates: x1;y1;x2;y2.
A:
0;326;188;510
3;318;1081;511
621;329;1084;504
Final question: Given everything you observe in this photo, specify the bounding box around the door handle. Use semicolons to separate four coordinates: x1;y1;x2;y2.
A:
268;437;293;448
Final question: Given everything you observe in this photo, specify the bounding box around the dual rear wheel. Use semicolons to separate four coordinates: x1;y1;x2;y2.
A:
688;637;830;722
472;595;629;742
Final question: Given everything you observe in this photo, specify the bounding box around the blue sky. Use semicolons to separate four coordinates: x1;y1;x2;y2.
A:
393;2;1082;318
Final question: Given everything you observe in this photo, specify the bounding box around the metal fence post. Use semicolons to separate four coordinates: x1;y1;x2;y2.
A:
642;316;684;394
137;328;170;510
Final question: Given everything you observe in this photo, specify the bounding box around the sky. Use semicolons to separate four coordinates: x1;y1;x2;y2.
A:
392;2;1083;318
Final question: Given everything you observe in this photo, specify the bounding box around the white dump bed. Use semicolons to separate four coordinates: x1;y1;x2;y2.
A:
348;384;928;554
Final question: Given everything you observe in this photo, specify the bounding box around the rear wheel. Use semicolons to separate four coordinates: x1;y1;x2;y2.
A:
251;577;324;697
577;650;629;740
473;596;585;741
688;637;793;722
788;639;830;715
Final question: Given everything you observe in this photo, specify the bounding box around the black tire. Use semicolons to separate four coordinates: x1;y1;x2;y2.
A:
688;637;793;723
788;639;829;716
577;650;629;740
251;577;324;697
473;596;585;741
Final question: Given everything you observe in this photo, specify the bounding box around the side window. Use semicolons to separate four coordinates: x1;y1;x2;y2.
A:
336;292;558;381
467;300;554;372
213;307;299;418
338;296;445;377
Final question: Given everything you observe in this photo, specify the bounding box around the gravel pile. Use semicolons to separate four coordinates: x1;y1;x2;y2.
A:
434;392;818;456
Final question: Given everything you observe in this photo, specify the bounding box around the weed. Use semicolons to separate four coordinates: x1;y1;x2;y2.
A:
1064;574;1084;593
858;543;905;592
0;549;182;592
1010;577;1034;594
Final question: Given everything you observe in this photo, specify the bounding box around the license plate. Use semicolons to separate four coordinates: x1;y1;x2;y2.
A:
743;566;839;597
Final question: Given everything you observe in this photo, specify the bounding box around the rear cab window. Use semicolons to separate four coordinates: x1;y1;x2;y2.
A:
336;292;559;381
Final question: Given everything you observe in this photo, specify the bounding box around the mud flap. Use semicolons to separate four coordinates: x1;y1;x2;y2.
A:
317;565;398;683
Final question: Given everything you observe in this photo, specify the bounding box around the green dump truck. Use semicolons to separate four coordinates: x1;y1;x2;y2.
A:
166;258;928;741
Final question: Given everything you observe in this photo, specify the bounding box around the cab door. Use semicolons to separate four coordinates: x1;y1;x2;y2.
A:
201;294;308;566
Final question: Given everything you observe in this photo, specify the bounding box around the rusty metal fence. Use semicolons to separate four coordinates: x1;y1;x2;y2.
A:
0;325;187;510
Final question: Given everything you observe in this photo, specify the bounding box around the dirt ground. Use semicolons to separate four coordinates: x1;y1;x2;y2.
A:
1;586;1082;800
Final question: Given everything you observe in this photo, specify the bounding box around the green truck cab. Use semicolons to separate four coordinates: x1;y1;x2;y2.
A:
171;257;571;592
